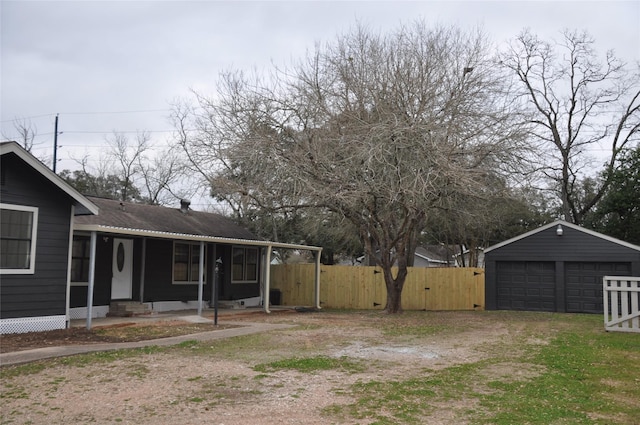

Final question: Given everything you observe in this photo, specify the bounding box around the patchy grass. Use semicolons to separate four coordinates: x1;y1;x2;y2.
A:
479;329;640;424
56;345;167;367
322;313;640;425
326;361;486;424
254;355;365;374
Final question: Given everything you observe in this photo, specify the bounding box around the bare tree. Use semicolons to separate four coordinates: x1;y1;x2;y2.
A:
177;22;527;313
2;119;38;152
171;86;311;244
136;144;195;206
500;29;640;224
106;131;148;202
63;131;193;206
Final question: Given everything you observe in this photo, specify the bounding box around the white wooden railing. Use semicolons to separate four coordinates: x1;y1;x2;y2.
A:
603;276;640;333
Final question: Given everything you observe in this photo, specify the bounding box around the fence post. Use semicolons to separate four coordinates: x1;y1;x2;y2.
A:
603;276;640;333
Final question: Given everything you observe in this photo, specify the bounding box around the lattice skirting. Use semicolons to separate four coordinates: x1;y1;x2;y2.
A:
69;306;109;320
0;315;66;334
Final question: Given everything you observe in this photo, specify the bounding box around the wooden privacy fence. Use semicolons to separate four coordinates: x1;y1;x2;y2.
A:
603;276;640;333
270;264;485;310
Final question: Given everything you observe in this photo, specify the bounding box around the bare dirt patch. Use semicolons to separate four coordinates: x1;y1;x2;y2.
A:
0;321;236;353
1;311;555;425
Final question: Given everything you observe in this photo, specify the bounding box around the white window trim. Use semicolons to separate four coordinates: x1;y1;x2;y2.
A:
231;246;259;284
0;203;39;275
172;241;206;285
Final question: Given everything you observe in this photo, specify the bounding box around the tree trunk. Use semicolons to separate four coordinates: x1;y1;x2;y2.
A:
458;244;466;267
383;266;407;313
321;249;334;265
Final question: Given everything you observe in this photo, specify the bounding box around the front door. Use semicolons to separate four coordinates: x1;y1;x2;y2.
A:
111;238;133;299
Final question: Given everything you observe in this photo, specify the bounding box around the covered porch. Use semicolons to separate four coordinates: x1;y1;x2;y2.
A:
69;231;322;330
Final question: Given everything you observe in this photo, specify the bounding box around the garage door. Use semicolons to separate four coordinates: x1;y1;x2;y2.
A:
565;262;632;314
496;261;556;311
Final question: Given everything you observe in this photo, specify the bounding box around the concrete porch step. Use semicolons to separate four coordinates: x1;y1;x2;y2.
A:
108;301;151;317
217;300;247;309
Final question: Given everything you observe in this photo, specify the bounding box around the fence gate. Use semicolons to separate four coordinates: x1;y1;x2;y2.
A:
603;276;640;333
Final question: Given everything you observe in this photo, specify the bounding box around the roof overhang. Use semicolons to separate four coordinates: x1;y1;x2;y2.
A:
485;220;640;254
414;252;450;264
73;224;323;252
1;141;99;216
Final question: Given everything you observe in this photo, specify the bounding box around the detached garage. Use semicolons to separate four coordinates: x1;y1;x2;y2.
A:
485;220;640;314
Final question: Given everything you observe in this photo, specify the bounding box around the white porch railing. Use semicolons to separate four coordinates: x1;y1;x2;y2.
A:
603;276;640;333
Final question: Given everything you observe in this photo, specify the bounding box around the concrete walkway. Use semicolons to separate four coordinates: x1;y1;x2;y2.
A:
1;315;294;367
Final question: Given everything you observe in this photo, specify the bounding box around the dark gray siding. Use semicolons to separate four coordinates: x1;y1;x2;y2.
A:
141;240;260;302
138;239;213;303
488;226;639;261
143;239;193;302
0;154;74;319
485;224;640;312
216;245;261;301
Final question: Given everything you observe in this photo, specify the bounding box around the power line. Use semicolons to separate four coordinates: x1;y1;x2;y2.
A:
0;113;56;123
0;109;171;124
58;109;171;116
62;130;176;134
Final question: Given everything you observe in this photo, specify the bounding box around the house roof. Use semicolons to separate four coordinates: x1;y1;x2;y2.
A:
484;220;640;254
75;196;259;240
415;245;455;264
74;196;323;252
0;141;99;215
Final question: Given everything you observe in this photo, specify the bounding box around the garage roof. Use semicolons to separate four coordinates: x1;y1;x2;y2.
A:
485;220;640;254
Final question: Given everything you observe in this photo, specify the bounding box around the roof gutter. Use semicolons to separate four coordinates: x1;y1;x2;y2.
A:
73;224;323;252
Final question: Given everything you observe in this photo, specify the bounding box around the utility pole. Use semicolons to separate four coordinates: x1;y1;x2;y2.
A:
53;113;59;173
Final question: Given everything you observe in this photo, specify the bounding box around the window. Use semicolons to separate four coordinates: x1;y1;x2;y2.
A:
232;247;259;283
71;235;91;284
173;242;206;284
0;204;38;274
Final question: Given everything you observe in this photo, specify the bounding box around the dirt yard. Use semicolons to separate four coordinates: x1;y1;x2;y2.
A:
0;321;235;354
0;310;588;424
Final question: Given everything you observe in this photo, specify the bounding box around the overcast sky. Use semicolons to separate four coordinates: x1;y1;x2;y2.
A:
2;0;639;207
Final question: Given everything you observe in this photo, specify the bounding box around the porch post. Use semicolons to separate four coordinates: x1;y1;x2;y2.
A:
263;245;272;313
315;249;322;310
65;206;75;328
197;241;205;316
86;231;97;330
139;237;146;303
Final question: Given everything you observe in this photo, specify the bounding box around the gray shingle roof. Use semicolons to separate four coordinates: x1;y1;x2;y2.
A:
75;197;260;241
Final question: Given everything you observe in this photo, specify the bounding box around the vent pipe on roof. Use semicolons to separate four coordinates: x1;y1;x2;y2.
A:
180;199;191;214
